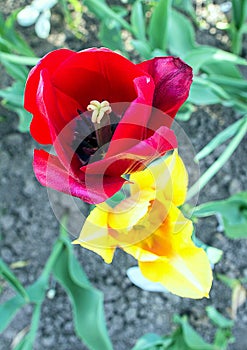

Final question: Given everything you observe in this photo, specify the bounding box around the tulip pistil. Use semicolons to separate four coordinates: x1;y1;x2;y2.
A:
87;100;112;124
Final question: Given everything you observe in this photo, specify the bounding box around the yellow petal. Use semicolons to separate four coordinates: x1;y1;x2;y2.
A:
139;247;212;299
123;203;191;261
73;205;116;264
129;150;188;207
162;149;188;206
129;154;173;195
108;189;155;231
122;203;212;298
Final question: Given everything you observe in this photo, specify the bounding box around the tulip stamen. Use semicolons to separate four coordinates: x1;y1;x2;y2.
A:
87;100;112;124
87;100;112;148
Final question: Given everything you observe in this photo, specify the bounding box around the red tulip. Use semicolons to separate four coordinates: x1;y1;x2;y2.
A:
24;48;192;204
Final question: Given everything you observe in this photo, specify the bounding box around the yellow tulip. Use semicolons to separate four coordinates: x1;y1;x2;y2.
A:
73;150;212;299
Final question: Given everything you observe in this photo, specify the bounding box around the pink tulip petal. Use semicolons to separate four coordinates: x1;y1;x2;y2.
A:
34;149;126;203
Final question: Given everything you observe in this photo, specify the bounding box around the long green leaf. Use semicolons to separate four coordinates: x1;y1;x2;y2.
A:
0;12;35;57
0;58;28;81
173;0;196;19
203;61;243;79
84;0;133;33
132;40;152;59
208;75;247;89
184;46;247;74
99;20;124;52
0;296;26;333
189;78;228;105
148;0;172;51
52;230;113;350
232;0;247;29
13;303;42;350
0;259;29;302
168;9;196;56
0;52;39;66
195;116;246;161
131;1;146;41
187;117;247;199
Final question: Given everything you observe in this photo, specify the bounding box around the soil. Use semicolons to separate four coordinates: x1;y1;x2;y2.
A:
0;1;247;350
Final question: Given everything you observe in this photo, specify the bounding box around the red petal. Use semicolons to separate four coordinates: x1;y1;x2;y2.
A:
25;49;76;144
34;149;126;204
35;69;81;174
80;126;177;177
106;75;155;157
138;57;193;118
52;48;148;107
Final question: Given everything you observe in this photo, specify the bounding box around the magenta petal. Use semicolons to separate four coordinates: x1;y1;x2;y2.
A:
138;57;193;118
34;149;126;204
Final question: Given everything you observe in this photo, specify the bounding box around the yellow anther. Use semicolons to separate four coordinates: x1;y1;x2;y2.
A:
87;100;112;124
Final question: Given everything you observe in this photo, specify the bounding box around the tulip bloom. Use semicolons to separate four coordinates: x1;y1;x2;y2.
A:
73;151;212;299
25;48;192;204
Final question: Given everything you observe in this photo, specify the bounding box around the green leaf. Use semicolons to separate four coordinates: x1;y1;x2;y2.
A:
206;306;234;329
0;296;26;333
172;0;196;19
195;116;246;161
232;0;247;29
189;79;224;105
132;40;152;59
193;192;247;239
148;0;172;51
0;81;32;132
174;315;216;350
168;9;196;56
207;75;247;89
187;118;247;200
0;58;28;81
52;231;113;350
0;52;39;66
0;81;25;107
131;1;146;41
217;274;240;290
184;46;247;75
13;303;42;350
99;20;124;52
0;259;29;302
175;102;195;121
131;333;164;350
203;61;243;79
0;274;48;334
0;12;35;57
84;0;133;33
213;328;235;350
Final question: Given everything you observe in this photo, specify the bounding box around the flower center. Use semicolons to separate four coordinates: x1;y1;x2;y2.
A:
87;100;112;124
72;100;116;165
